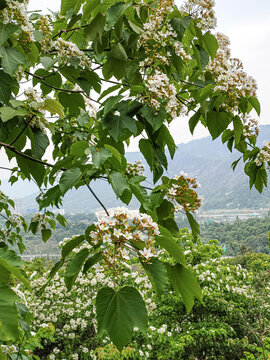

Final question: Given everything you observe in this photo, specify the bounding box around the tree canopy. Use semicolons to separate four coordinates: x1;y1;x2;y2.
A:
0;0;269;355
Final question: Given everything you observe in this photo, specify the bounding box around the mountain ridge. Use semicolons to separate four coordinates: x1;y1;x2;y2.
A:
1;125;270;213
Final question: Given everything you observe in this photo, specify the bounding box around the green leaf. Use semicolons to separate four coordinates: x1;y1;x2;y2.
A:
195;44;209;70
64;248;89;291
170;16;191;39
167;263;202;313
43;98;64;117
203;32;218;60
0;70;15;104
141;258;167;296
0;248;29;288
83;252;102;274
60;0;81;14
70;140;89;158
111;43;128;61
0;22;19;47
189;110;201;135
110;171;129;197
59;168;82;195
62;235;85;258
233;115;243;145
207;111;232;140
40;56;57;70
249;97;261;116
103;113;137;141
106;2;131;29
103;95;123;116
41;228;52;243
96;286;147;350
141;106;166;132
16;153;45;188
58;92;85;116
91;147;112;167
31;128;50;159
156;227;186;265
0;47;26;76
128;20;143;34
38;185;62;209
56;213;67;227
0;107;27;122
0;285;20;341
186;211;200;237
84;13;105;42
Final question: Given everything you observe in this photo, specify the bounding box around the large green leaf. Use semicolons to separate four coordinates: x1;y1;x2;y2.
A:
141;258;167;296
59;168;82;195
186;211;200;237
60;0;82;14
0;248;29;288
61;235;85;258
15;153;46;188
70;140;89;158
84;13;105;42
167;263;202;313
31;128;50;159
91;147;112;167
106;2;131;29
141;106;166;132
0;22;18;47
207;111;232;140
0;285;20;341
103;113;137;141
170;16;191;39
203;32;218;60
156;227;186;265
58;92;85;116
0;70;14;104
64;248;89;291
110;171;129;197
96;286;147;350
0;47;26;76
0;107;27;122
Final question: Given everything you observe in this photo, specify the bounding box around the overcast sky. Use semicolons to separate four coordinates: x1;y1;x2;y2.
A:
1;0;269;179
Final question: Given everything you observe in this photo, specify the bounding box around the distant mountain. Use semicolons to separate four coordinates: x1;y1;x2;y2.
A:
2;125;270;213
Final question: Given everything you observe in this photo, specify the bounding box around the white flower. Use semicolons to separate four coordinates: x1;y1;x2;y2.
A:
139;247;155;259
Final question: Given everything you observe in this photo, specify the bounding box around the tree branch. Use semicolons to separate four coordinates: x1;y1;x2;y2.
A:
25;71;101;104
82;176;109;216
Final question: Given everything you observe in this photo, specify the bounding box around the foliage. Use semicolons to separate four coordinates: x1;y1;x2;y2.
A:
2;230;268;359
0;0;269;354
200;216;270;255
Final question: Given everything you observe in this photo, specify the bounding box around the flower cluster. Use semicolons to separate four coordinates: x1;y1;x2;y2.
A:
23;88;49;132
1;0;34;43
38;15;53;53
242;114;259;139
255;141;270;168
88;208;159;278
138;0;186;119
54;38;92;69
180;0;217;30
207;33;258;113
125;160;145;177
167;173;202;212
142;70;182;118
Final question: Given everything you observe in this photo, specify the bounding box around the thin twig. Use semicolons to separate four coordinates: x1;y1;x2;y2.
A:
9;117;33;146
82;176;109;216
25;71;101;104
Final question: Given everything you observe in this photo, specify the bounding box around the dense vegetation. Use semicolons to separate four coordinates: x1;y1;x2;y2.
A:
3;230;269;359
201;217;270;255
